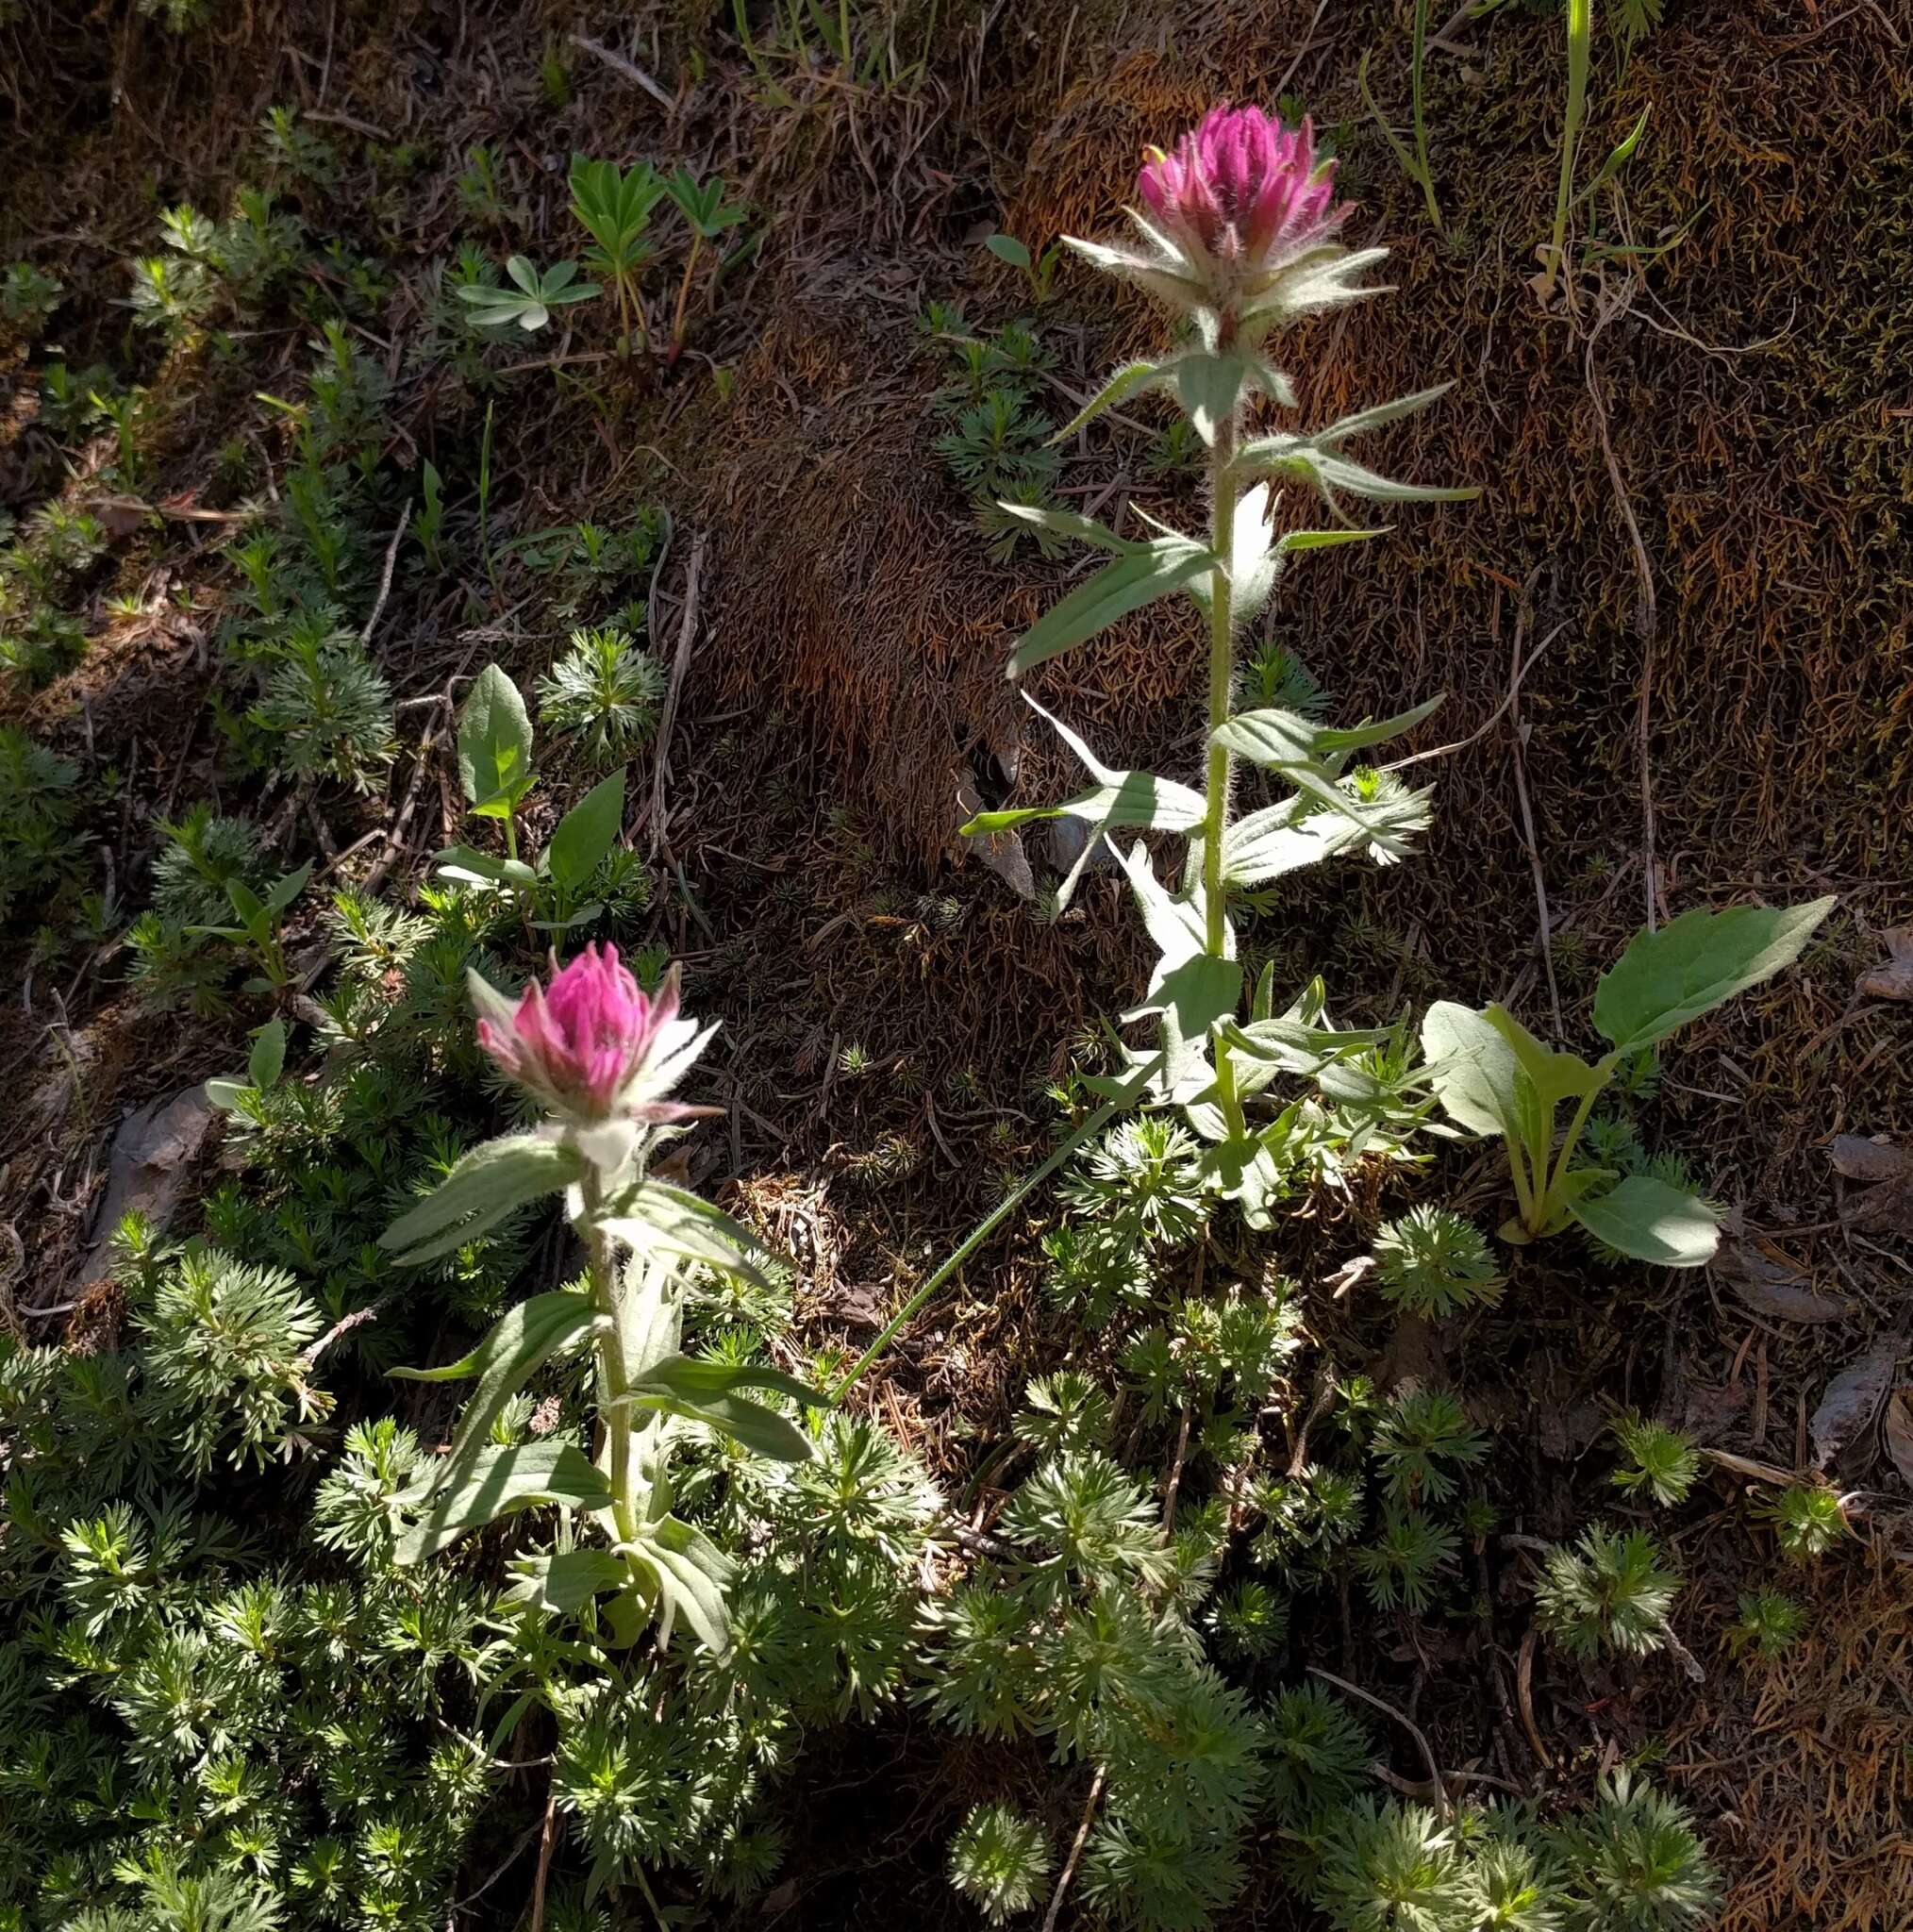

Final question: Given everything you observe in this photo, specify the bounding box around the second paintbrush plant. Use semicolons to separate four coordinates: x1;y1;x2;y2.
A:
963;102;1475;1228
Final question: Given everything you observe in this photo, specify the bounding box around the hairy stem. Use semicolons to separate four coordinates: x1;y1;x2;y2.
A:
582;1172;640;1544
1199;418;1239;960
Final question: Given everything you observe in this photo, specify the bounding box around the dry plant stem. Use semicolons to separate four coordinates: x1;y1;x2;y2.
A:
1041;1767;1106;1932
1309;1664;1452;1824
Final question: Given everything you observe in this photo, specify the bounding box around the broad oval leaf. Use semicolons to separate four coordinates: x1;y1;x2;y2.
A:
1421;1000;1521;1140
457;664;535;813
1592;896;1836;1053
381;1133;585;1266
1567;1174;1721;1268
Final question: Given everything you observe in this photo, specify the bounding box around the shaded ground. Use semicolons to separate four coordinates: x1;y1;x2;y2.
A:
3;0;1911;1924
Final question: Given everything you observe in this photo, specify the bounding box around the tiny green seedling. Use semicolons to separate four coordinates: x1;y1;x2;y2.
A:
455;256;598;332
663;169;748;358
206;1019;288;1112
984;230;1063;304
438;662;631;932
1422;896;1834;1264
185;861;312;994
569;155;666;355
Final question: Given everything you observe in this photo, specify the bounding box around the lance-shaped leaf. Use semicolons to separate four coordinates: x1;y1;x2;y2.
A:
597;1178;774;1290
544;771;625;891
1567;1174;1721;1268
396;1441;610;1566
1592;896;1836;1054
1061;231;1208;311
635;1353;824;1409
961;696;1205;911
618;1377;814;1463
1481;1004;1605;1107
1232;435;1477;516
1007;536;1213;679
1047;359;1166;445
1308;382;1456;447
627;1514;734;1653
506;1547;628;1616
1111;839;1239;1101
991;502;1144;557
1223;806;1360;886
1312;693;1446;753
381;1134;584;1265
392;1290;600;1479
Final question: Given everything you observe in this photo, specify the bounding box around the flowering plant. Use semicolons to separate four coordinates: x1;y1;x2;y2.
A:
380;946;821;1651
962;104;1473;1231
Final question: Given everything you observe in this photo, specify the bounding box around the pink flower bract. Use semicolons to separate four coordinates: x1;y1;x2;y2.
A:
1137;105;1342;277
478;943;692;1123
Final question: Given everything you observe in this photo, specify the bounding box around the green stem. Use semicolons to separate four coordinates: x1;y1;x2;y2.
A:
1199;419;1239;961
1544;0;1592;299
833;1067;1158;1401
1539;1064;1611;1233
669;233;703;356
583;1172;640;1544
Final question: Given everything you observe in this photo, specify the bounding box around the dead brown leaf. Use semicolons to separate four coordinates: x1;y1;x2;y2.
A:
1859;927;1913;1001
1830;1136;1913;1237
1809;1333;1907;1471
1711;1234;1850;1324
1884;1391;1913;1491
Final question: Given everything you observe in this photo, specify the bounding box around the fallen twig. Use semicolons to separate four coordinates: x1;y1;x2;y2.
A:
647;533;705;858
569;32;675;110
1309;1665;1453;1823
1040;1768;1106;1932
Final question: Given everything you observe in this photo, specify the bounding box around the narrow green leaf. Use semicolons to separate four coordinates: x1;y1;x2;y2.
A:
625;1387;813;1462
635;1353;825;1409
398;1291;600;1486
984;232;1031;270
1007;540;1212;678
262;860;312;917
991;501;1140;556
962;771;1205;839
396;1441;609;1565
1567;1175;1721;1268
381;1133;584;1266
1047;359;1165;445
1592;897;1836;1053
1310;694;1445;753
633;1515;734;1653
1310;382;1456;446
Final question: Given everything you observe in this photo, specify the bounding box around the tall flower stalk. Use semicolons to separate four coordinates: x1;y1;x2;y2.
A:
844;108;1474;1391
380;945;822;1650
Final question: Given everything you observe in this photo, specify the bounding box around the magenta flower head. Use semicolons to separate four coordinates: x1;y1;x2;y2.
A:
1066;103;1379;341
1138;106;1342;275
471;944;714;1125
